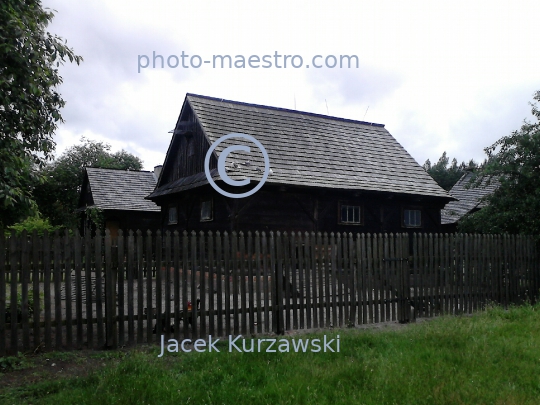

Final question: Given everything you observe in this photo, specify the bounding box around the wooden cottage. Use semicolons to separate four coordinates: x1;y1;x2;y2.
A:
147;94;453;234
78;167;161;236
441;171;498;232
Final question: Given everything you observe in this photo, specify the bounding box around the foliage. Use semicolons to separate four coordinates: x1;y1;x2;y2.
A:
0;352;30;372
423;152;478;191
85;207;104;230
34;137;143;228
459;90;540;235
4;291;35;324
0;1;82;227
5;214;58;236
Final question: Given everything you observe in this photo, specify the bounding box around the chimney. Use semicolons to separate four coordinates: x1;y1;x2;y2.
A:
153;165;163;182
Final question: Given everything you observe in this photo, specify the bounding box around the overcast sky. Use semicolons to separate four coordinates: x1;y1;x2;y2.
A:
44;0;540;171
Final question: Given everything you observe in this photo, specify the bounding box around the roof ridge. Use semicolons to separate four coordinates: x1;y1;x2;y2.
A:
186;93;385;127
86;167;154;173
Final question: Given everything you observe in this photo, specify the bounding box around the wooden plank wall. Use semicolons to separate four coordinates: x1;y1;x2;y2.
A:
0;230;538;355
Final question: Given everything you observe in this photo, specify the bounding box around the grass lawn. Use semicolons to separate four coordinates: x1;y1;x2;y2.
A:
2;304;540;404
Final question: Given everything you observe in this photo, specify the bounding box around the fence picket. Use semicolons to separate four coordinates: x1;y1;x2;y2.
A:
0;233;5;356
117;230;125;346
21;231;30;350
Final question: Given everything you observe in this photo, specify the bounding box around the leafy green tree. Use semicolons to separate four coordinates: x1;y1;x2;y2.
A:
33;137;143;228
423;152;477;191
459;91;540;235
0;1;82;227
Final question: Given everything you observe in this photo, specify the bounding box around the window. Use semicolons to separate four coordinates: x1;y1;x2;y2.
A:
339;204;362;224
168;206;177;224
200;199;213;221
403;209;421;227
187;137;195;157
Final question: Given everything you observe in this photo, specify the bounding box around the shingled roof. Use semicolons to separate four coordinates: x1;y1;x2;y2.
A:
441;172;498;224
150;94;451;200
84;168;160;212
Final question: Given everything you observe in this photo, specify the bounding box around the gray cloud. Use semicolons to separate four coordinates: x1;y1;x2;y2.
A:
307;64;403;106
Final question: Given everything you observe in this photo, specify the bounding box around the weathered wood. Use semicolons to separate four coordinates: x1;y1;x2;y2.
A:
117;230;125;346
208;231;216;336
199;231;206;337
182;231;190;339
303;232;312;329
283;232;291;331
215;231;224;337
104;229;115;348
443;233;451;315
21;231;30;350
359;233;367;324
163;231;172;342
338;233;346;326
127;230;135;345
296;232;305;329
239;231;247;335
262;232;270;333
275;232;284;334
290;232;299;330
9;232;19;352
95;230;104;347
73;232;83;349
1;231;537;354
247;231;255;335
83;231;91;349
0;232;5;356
156;230;164;341
224;232;231;336
311;232;319;328
189;231;198;340
323;232;331;327
173;231;181;340
62;231;72;349
54;232;63;349
142;230;149;343
231;231;239;336
366;233;374;323
254;231;262;334
372;233;380;323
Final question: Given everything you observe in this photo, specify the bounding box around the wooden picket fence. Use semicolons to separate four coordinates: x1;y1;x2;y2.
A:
0;230;538;355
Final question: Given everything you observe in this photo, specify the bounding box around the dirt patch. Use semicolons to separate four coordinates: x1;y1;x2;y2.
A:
0;350;126;391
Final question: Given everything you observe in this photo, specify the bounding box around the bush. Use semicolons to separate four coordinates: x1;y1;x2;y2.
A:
4;291;35;324
6;215;59;237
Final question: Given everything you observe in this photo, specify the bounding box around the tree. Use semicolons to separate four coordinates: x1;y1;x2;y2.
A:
423;152;478;191
0;1;82;227
34;137;143;228
459;91;540;235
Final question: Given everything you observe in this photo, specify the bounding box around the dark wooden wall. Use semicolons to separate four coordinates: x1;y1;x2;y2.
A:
156;184;445;235
161;105;217;186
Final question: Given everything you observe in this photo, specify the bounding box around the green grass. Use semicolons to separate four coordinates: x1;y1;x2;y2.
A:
2;304;540;404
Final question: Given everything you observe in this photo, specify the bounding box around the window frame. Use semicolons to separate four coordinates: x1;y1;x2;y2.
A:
200;199;213;222
338;202;363;225
168;205;178;225
402;207;422;228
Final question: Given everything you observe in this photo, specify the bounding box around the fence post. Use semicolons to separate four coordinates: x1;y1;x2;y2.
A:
397;233;411;323
0;232;5;356
104;229;117;349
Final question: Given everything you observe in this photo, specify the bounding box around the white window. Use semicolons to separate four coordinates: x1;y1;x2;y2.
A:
200;200;213;221
403;209;421;227
168;206;177;224
340;204;362;224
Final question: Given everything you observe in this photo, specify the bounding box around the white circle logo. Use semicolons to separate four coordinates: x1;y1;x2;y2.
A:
204;133;270;198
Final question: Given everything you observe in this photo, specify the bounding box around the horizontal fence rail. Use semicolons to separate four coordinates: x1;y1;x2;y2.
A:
0;230;538;355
